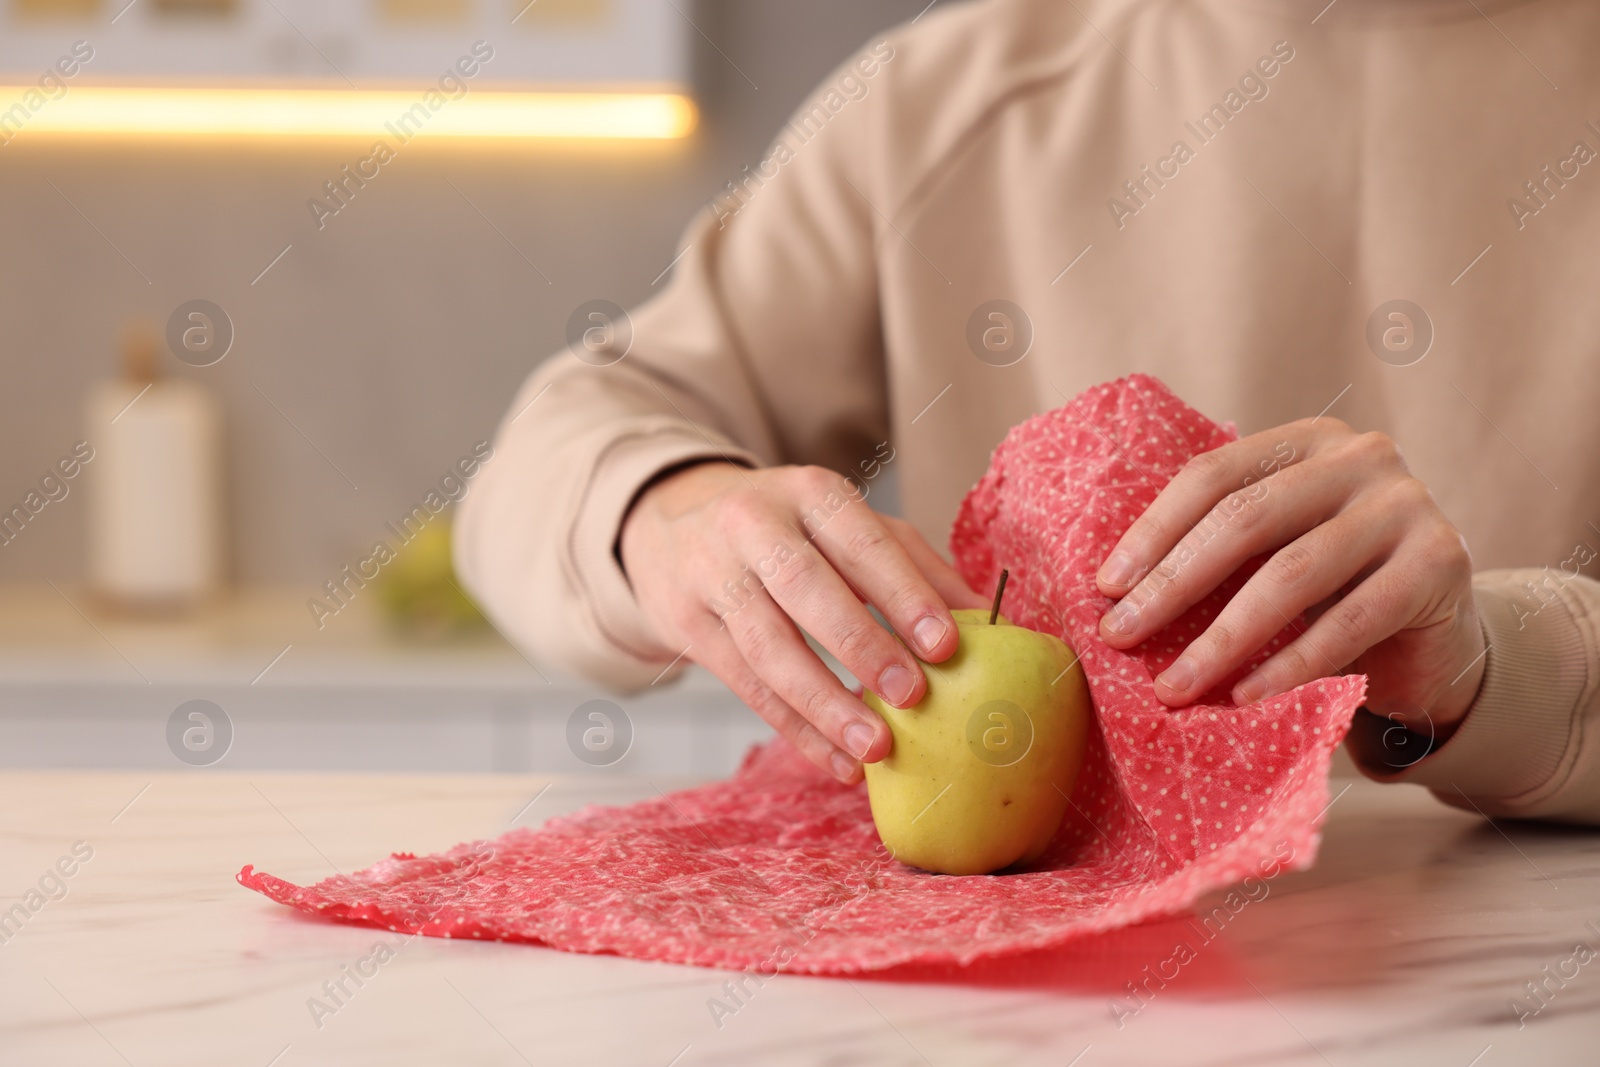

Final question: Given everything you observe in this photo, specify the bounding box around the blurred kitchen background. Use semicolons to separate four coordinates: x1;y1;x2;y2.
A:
0;0;926;775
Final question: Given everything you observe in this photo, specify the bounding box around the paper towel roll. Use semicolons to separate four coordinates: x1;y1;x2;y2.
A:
86;364;224;609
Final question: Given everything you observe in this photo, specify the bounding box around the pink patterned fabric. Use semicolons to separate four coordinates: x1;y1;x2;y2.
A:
239;375;1365;974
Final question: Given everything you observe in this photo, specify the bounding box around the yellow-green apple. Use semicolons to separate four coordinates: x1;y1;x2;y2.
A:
862;575;1091;875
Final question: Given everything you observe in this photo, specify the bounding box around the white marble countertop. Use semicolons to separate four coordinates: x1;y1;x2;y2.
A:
1;770;1595;1065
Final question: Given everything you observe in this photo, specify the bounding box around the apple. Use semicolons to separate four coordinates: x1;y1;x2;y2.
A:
862;573;1092;875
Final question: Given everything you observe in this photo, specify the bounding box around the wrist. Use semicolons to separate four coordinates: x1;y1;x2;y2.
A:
1432;657;1484;741
617;459;748;581
1418;608;1489;743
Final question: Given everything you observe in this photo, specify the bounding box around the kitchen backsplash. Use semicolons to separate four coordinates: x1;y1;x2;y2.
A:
0;0;925;586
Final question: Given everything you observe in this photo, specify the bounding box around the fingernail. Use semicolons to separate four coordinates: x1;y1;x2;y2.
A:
851;716;876;758
1099;551;1135;588
1233;675;1268;704
831;751;858;782
1157;656;1197;695
1104;600;1139;636
912;614;947;656
877;664;918;708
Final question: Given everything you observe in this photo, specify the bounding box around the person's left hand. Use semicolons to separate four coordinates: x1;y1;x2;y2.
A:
1094;418;1486;736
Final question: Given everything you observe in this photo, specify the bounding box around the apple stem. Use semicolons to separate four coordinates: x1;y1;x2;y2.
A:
989;568;1009;625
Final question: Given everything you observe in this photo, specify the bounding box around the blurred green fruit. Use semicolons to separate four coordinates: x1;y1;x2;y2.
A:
375;521;488;638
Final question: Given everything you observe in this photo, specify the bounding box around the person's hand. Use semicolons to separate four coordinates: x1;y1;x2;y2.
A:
1094;418;1486;736
619;461;988;783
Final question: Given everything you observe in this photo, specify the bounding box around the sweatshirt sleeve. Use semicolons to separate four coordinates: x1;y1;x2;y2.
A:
454;43;896;690
1346;568;1600;825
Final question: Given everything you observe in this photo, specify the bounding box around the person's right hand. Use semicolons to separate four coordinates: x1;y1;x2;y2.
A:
618;461;987;783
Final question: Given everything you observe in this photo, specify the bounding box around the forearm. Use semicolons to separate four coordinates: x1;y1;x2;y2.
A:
455;358;765;689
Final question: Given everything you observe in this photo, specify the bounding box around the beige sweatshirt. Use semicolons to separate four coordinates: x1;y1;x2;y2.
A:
457;0;1600;823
